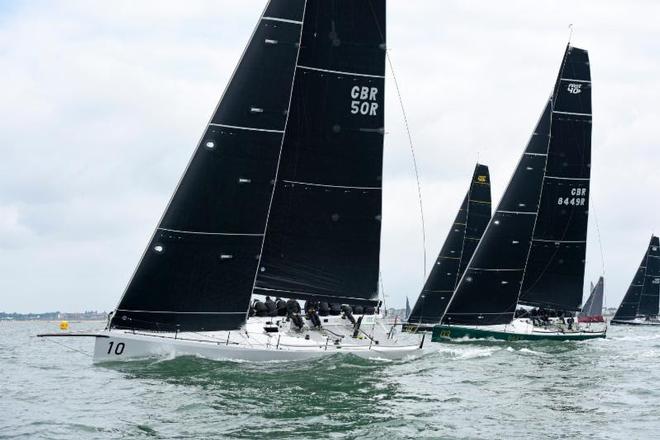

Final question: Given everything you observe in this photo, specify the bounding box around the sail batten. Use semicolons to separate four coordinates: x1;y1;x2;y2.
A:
407;164;491;325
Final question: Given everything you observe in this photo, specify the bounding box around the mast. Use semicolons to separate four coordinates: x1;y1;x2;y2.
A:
442;45;592;325
111;1;308;332
407;164;491;324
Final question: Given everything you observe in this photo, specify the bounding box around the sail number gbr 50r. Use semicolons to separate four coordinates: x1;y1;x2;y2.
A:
558;187;587;206
350;86;379;116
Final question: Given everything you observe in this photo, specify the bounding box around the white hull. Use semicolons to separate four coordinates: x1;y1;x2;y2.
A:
434;318;607;341
93;315;423;363
611;317;660;326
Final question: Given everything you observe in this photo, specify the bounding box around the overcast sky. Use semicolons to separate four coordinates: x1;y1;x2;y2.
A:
2;0;659;312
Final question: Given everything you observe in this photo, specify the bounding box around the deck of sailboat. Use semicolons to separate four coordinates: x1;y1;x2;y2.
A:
610;318;660;326
93;315;423;363
431;319;606;342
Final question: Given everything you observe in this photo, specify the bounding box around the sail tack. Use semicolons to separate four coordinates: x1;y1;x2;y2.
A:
442;46;592;326
614;236;660;321
407;164;491;324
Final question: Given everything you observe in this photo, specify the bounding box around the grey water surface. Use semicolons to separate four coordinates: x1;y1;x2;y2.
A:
1;321;659;439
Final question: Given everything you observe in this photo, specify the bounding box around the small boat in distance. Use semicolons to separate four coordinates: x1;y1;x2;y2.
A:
40;0;423;361
405;164;491;332
611;235;660;326
578;277;605;323
432;45;606;342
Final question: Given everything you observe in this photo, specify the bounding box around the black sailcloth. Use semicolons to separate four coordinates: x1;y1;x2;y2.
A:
638;236;660;316
518;47;592;311
614;236;660;320
578;276;604;318
254;0;387;306
111;1;307;331
443;46;592;326
407;164;491;324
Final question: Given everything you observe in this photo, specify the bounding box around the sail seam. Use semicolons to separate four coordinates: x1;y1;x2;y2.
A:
282;179;381;190
471;268;524;272
545;175;589;181
297;64;385;79
497;210;535;215
553;110;591;117
157;227;263;237
524;152;547;157
560;78;591;83
533;239;586;244
262;16;303;25
208;123;284;133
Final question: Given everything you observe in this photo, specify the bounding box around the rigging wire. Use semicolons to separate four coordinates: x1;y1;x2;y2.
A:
386;50;428;281
40;337;92;358
379;270;388;313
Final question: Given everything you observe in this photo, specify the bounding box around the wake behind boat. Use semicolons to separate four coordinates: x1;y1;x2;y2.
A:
40;0;423;362
432;45;606;342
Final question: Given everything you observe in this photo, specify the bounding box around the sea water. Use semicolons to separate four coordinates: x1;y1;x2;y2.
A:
1;321;659;439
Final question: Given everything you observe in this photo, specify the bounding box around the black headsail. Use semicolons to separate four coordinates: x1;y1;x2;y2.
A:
111;1;308;331
407;164;491;324
614;236;660;321
579;276;604;318
254;1;387;307
442;46;592;326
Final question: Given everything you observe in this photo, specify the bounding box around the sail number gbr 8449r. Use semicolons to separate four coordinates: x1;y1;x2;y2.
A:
558;187;587;206
350;86;379;116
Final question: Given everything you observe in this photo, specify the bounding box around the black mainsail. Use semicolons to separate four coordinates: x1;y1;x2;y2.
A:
111;0;387;331
254;1;387;306
578;276;604;319
613;236;660;321
407;164;491;324
442;46;592;326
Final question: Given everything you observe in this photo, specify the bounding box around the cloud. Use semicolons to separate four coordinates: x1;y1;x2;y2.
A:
1;0;659;312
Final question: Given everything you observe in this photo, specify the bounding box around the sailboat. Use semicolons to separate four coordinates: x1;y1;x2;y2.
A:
432;45;607;342
611;235;660;325
404;164;491;332
40;0;423;362
577;276;605;323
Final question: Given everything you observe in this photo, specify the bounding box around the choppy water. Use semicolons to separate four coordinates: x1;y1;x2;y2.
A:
1;321;660;439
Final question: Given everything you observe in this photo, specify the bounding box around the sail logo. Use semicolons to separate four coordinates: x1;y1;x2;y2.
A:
567;83;582;94
350;86;379;116
477;175;487;183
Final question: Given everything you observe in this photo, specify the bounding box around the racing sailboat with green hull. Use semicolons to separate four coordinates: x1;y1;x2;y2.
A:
405;163;491;331
432;45;606;342
611;235;660;325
